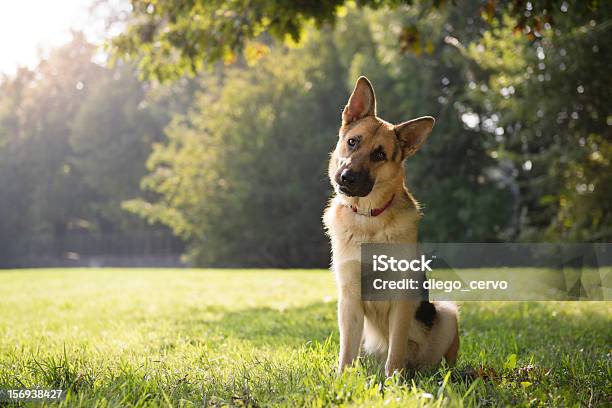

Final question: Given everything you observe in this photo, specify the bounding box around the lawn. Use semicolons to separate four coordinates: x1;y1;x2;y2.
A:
0;269;610;407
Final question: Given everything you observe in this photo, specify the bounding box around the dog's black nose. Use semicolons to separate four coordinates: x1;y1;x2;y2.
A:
340;169;356;185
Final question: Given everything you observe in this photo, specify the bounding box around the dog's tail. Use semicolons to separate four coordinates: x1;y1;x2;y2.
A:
415;301;459;369
432;301;460;366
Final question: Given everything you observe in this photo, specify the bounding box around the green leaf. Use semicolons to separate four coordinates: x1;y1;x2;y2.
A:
504;353;517;370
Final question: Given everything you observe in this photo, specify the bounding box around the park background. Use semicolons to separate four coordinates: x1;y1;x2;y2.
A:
0;0;609;268
0;1;611;406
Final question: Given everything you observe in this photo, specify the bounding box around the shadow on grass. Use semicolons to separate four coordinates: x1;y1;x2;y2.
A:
178;301;338;348
177;301;610;357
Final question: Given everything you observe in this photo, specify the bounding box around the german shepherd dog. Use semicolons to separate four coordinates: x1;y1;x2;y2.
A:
323;77;459;376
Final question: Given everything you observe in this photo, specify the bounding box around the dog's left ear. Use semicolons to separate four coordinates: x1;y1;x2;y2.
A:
394;116;435;158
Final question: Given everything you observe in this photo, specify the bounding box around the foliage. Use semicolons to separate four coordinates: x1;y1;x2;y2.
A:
70;64;164;230
125;1;610;266
126;3;518;266
0;35;178;266
0;268;610;406
463;3;612;240
110;0;605;81
125;29;346;266
110;0;394;80
0;34;102;263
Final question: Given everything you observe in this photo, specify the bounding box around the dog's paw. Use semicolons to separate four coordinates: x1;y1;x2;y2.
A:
337;360;351;374
384;360;405;377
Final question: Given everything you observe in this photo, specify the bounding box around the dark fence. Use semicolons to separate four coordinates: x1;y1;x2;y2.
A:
9;231;185;268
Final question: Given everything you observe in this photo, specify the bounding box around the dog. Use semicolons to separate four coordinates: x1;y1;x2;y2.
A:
323;76;459;376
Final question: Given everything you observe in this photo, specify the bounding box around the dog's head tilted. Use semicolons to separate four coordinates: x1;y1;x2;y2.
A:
329;76;435;199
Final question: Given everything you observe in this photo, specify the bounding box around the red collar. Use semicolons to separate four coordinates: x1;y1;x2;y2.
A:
350;194;395;217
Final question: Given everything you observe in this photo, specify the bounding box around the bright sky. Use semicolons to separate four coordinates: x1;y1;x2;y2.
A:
0;0;125;75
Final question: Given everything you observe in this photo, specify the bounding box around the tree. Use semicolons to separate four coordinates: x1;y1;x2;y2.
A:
123;3;520;266
70;63;164;231
0;33;102;265
0;34;183;266
0;68;37;263
110;0;597;81
124;28;347;266
462;4;611;241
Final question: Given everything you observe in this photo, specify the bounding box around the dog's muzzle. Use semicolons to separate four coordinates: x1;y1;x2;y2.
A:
335;168;374;197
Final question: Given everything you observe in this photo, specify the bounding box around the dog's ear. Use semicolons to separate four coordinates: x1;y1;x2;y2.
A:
342;76;376;124
394;116;435;158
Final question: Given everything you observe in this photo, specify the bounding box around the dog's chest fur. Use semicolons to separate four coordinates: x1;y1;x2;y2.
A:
324;193;421;270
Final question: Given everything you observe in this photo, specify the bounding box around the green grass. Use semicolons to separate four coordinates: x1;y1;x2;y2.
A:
0;269;610;407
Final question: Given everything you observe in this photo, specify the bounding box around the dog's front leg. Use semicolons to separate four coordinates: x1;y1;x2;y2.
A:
337;285;364;373
385;301;411;376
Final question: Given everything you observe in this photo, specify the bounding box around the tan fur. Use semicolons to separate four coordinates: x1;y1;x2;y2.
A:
323;76;459;376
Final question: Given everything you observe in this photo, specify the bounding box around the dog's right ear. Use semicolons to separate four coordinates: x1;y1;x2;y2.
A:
342;76;376;124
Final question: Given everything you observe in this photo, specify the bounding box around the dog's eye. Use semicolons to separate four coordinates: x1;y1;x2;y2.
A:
372;149;386;162
347;138;357;147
